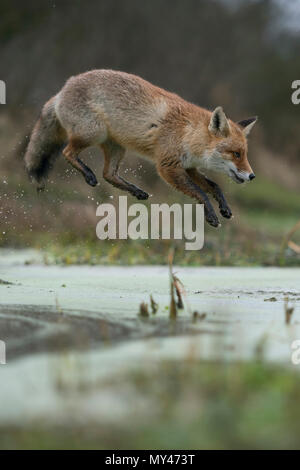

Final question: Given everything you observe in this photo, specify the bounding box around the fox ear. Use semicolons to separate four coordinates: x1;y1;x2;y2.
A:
238;116;258;136
208;106;230;137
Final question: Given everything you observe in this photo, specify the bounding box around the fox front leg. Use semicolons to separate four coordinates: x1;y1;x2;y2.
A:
158;163;220;227
186;169;232;219
206;177;232;219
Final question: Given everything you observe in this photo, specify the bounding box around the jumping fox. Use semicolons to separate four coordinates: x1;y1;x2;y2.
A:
24;69;257;227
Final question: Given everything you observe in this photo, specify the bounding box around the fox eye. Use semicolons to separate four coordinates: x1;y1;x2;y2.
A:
233;151;241;159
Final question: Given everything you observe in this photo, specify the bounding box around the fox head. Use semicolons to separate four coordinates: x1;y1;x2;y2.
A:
205;107;257;184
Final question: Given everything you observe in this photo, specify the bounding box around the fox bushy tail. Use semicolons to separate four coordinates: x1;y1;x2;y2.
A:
24;97;65;189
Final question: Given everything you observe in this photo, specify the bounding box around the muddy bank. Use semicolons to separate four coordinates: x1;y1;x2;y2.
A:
0;304;214;361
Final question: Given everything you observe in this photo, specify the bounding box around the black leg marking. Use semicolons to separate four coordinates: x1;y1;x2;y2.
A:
77;158;98;187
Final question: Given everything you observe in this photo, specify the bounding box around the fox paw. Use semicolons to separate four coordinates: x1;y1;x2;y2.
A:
84;172;98;187
220;206;232;219
133;189;149;200
205;212;220;228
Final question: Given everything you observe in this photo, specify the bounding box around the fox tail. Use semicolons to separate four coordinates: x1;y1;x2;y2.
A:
24;97;65;190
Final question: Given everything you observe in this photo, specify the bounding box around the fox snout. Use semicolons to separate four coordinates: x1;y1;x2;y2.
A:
229;165;255;184
222;147;256;184
222;152;255;183
226;154;255;184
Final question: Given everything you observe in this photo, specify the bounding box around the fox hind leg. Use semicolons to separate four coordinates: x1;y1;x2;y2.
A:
63;139;98;187
101;140;149;200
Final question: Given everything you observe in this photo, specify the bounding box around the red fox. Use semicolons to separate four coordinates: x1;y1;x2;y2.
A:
24;69;257;227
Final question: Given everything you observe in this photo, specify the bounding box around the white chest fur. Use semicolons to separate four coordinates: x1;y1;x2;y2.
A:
180;151;210;170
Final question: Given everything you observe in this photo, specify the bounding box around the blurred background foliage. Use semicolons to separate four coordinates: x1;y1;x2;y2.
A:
0;0;299;265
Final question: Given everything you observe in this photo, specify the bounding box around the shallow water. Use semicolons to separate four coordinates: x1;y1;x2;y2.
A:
0;249;299;425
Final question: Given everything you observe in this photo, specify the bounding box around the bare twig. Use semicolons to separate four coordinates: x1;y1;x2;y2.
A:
150;295;158;314
284;297;295;325
193;311;206;322
173;275;184;309
139;302;149;318
280;220;300;263
287;240;300;255
168;249;177;319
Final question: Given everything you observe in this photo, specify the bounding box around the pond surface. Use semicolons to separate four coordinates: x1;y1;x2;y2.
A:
0;249;299;425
